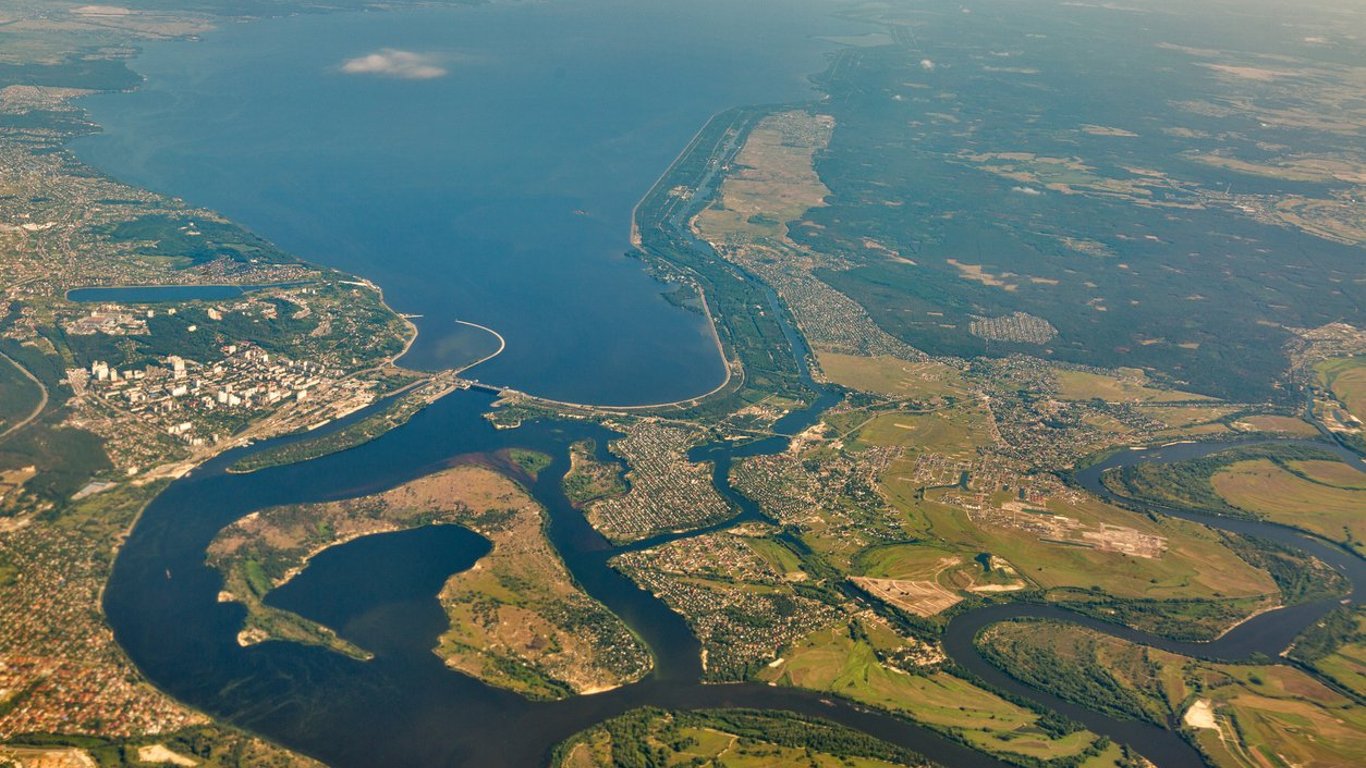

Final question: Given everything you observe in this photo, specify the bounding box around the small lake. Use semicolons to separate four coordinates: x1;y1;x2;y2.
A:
66;284;293;303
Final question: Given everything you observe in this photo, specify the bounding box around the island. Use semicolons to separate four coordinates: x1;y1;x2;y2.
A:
207;464;651;699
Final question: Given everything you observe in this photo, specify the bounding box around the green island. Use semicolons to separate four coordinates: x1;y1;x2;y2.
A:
207;463;651;699
552;708;938;768
507;447;554;479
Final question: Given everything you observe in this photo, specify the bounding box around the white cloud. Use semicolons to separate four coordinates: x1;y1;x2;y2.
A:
340;49;447;80
1012;186;1043;196
919;58;936;71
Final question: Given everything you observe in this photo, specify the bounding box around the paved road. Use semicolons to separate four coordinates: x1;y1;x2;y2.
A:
0;350;47;442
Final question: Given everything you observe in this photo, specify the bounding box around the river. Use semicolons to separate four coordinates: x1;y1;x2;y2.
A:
79;1;1363;764
104;364;1365;768
105;387;1019;767
944;439;1366;768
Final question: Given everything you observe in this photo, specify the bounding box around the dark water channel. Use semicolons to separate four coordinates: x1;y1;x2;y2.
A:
106;360;1363;768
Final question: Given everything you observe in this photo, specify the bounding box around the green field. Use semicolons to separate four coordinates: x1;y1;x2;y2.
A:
1211;459;1366;554
1054;369;1213;403
980;619;1366;768
1104;444;1366;554
743;535;805;576
817;354;969;401
852;542;1024;596
848;406;994;459
758;621;1107;763
1317;357;1366;424
917;492;1274;602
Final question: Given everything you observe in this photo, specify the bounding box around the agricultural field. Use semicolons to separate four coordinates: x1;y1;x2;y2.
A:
979;620;1366;768
1136;404;1241;438
847;405;995;460
759;620;1111;763
1228;414;1320;437
911;489;1275;603
1211;459;1366;554
1104;444;1366;554
1287;459;1366;489
692;111;832;242
1103;444;1335;516
1053;369;1213;403
816;354;968;401
845;389;1281;638
1317;356;1366;423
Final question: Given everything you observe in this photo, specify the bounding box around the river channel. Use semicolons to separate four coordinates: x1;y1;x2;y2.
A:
104;333;1364;768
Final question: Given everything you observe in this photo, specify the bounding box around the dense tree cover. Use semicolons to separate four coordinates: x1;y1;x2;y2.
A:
96;214;296;269
977;628;1161;726
1223;535;1349;604
1291;606;1362;665
1050;595;1266;643
0;57;140;92
792;5;1366;402
553;707;935;768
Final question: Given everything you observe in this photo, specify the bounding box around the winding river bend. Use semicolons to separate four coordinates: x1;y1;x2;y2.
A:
946;439;1366;768
105;336;1364;768
106;387;1012;768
